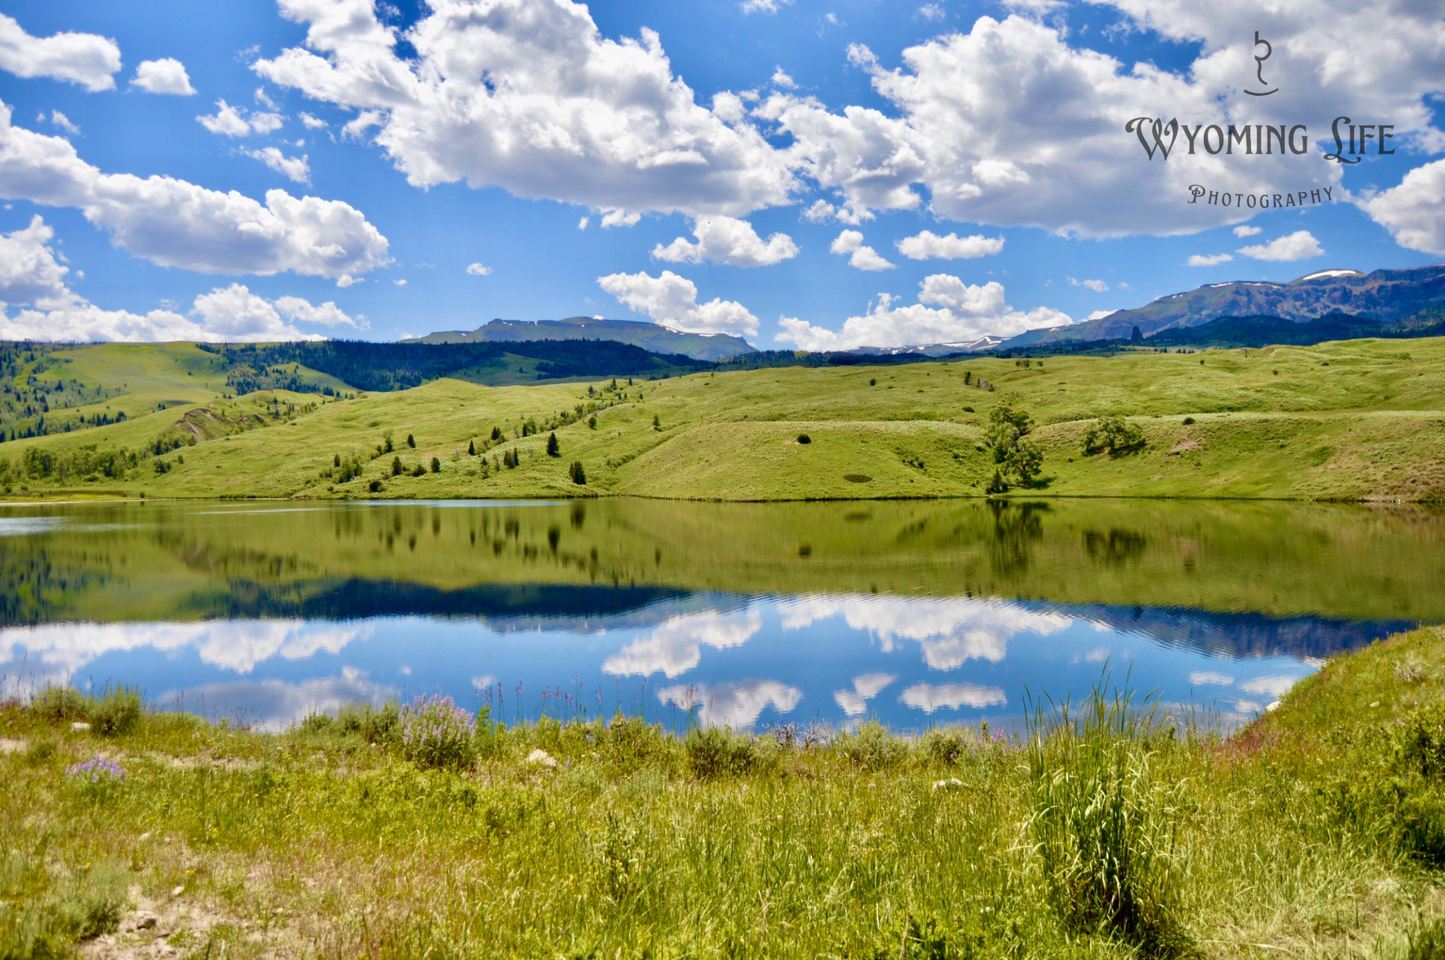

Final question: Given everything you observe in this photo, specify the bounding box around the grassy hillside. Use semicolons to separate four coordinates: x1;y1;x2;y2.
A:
2;335;1444;502
5;626;1445;958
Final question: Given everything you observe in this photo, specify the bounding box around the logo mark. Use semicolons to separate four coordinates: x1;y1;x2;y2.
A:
1245;32;1278;97
1125;117;1179;160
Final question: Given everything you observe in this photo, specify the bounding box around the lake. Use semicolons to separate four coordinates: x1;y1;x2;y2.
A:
2;497;1440;733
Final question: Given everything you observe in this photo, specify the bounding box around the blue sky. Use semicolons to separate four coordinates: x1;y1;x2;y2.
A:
0;0;1441;348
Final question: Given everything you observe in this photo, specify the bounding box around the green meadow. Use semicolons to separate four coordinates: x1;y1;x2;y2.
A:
2;335;1445;502
4;626;1445;958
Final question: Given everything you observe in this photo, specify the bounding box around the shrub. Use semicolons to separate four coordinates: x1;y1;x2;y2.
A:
411;464;426;477
26;738;57;764
1026;686;1188;957
60;856;130;939
88;686;143;736
796;433;811;444
587;415;597;429
1182;416;1195;425
684;726;776;778
30;684;87;723
1083;414;1146;457
400;694;476;770
570;460;587;485
338;701;401;745
430;456;441;473
837;721;907;771
368;479;383;492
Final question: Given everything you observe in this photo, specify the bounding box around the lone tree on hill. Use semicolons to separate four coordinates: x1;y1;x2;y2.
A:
468;439;475;456
391;456;403;476
570;461;586;485
430;456;441;473
985;400;1043;492
546;432;560;457
406;433;416;448
1083;414;1146;457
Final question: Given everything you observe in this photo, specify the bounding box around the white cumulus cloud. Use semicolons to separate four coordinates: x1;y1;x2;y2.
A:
830;229;893;271
0;101;390;279
653;215;798;267
1357;160;1445;256
755;3;1445;237
198;99;284;137
1187;253;1233;267
742;0;794;14
0;13;120;92
0;215;361;342
599;269;758;337
254;0;798;219
132;58;196;95
466;262;492;276
777;275;1070;350
1232;225;1262;238
896;230;1003;260
240;146;311;184
1236;230;1323;262
46;110;79;135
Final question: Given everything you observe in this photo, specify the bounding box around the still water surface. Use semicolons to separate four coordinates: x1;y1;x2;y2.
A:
2;498;1439;732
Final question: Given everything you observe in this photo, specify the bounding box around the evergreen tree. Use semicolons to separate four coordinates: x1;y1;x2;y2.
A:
491;426;502;441
546;432;560;457
430;456;441;473
569;461;586;485
468;439;476;456
406;433;416;448
391;456;403;476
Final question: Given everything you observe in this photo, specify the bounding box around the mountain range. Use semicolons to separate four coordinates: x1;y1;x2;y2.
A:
403;263;1445;360
404;317;756;362
1003;264;1445;348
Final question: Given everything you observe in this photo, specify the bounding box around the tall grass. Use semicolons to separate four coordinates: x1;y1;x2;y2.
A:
1026;681;1188;956
7;626;1445;959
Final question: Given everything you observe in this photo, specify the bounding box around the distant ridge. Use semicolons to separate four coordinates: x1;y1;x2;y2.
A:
1003;263;1445;347
405;317;757;362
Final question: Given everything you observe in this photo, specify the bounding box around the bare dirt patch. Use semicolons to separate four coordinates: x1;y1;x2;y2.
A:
1167;439;1202;456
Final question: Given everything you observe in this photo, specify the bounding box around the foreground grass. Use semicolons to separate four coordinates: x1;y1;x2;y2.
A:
4;628;1445;958
3;335;1445;502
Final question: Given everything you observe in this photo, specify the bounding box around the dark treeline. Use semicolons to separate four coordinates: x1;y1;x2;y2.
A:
204;340;707;393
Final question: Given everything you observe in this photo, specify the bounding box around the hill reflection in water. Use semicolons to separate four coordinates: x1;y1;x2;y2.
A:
1;497;1439;730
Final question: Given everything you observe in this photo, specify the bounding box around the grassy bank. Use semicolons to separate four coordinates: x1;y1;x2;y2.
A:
2;336;1445;502
4;627;1445;958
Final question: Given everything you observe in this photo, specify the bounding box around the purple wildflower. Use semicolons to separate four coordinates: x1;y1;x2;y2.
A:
67;755;126;783
399;693;476;769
